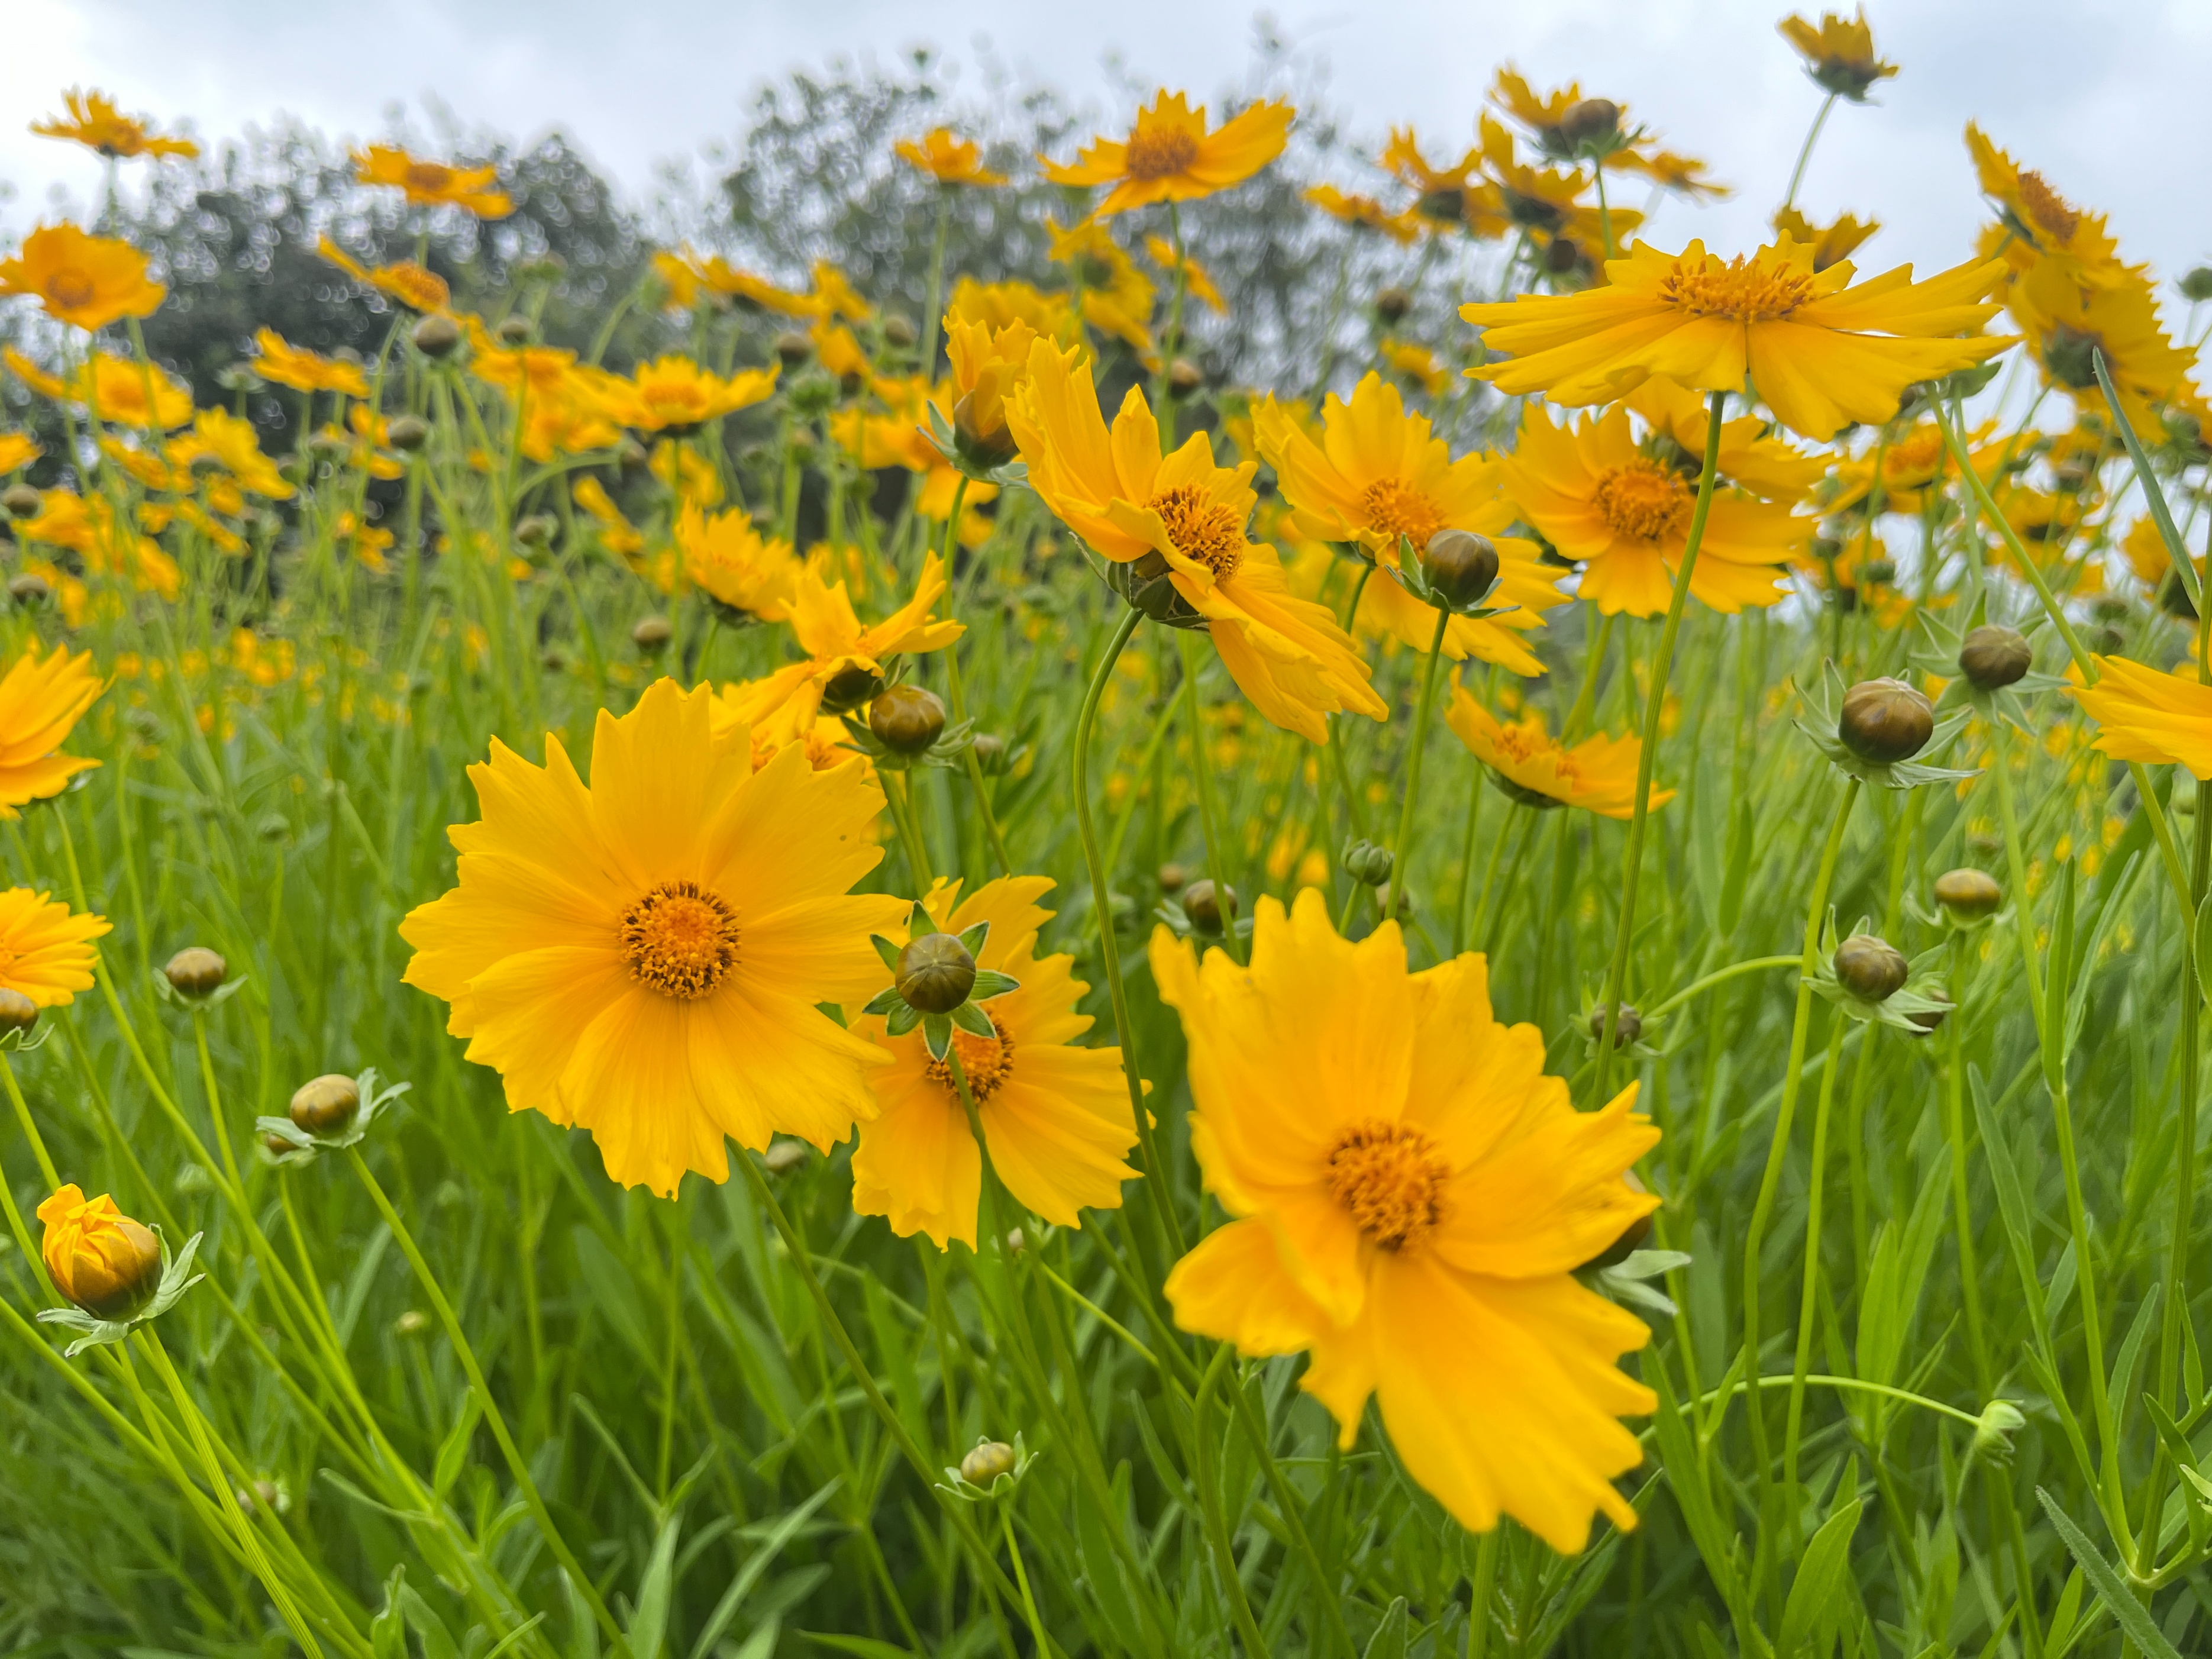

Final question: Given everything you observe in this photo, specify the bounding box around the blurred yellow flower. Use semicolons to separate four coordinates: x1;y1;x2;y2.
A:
169;408;293;501
1771;206;1878;272
33;89;198;160
0;225;166;331
686;254;822;317
941;314;1045;464
1447;691;1671;817
573;476;645;559
1047;219;1157;358
1144;235;1223;313
317;237;451;312
615;357;777;432
896;128;1006;186
354;144;513;218
676;502;801;621
0;645;103;815
1381;128;1506;237
722;552;964;737
810;261;873;323
650;250;701;311
0;431;43;474
1302;184;1422;244
0;889;108;1006
253;328;369;398
38;1186;159;1317
1779;9;1899;101
2074;657;2212;777
1043;90;1292;217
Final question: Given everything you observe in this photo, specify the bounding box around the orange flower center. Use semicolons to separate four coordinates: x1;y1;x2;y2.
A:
1593;461;1693;544
1326;1118;1448;1252
405;162;458;194
1658;254;1814;323
46;267;98;310
1147;483;1244;580
2016;171;2079;243
1882;427;1945;485
925;1012;1014;1101
621;880;741;999
1124;125;1201;182
1359;477;1445;551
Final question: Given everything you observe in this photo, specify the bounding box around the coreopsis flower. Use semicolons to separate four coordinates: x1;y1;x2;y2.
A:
253;328;369;398
1302;185;1422;244
1446;692;1671;818
0;889;108;1005
1152;889;1660;1553
677;503;800;621
1042;90;1292;218
2005;251;2195;434
613;357;778;433
850;876;1136;1249
1820;416;2004;517
573;477;645;559
939;314;1045;467
896;129;1006;187
1007;337;1386;741
354;144;513;218
2074;657;2212;776
1771;206;1878;273
947;276;1074;340
809;262;873;324
399;679;909;1196
0;645;103;814
1254;373;1564;674
32;89;198;160
1144;236;1225;313
687;254;822;318
1461;239;2009;441
1964;126;2120;281
1622;376;1831;501
74;353;193;430
19;492;181;598
38;1187;162;1317
168;408;293;500
317;237;451;312
1487;69;1608;158
1613;150;1730;202
1380;127;1506;236
1377;340;1447;396
811;322;872;380
721;553;964;736
0;225;166;331
650;250;701;311
1474;117;1636;259
1047;219;1157;359
0;431;40;474
1501;404;1804;615
1779;9;1899;101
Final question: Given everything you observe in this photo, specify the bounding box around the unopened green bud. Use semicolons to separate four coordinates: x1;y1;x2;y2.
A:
1834;932;1908;1001
896;934;976;1014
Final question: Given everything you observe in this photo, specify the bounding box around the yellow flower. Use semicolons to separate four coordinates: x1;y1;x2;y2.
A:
1461;238;2009;441
615;357;778;432
253;328;369;398
947;277;1074;340
2003;247;2195;435
1779;9;1900;101
38;1186;160;1318
651;438;724;509
354;145;513;218
2074;657;2212;777
942;314;1047;463
1152;889;1660;1554
169;408;295;501
76;353;193;430
1487;68;1602;157
809;262;873;324
686;255;822;318
1381;128;1507;237
677;503;801;620
1622;376;1832;501
4;346;69;402
0;225;166;331
32;89;198;160
812;322;872;380
1007;338;1386;741
19;492;181;599
896;129;1006;186
399;679;909;1197
0;431;43;474
1047;219;1156;359
317;237;452;312
1771;206;1878;272
573;477;645;559
850;876;1136;1249
1254;372;1564;673
1143;236;1224;313
1302;185;1422;244
0;888;108;1006
1613;150;1730;202
1042;90;1292;217
1446;692;1671;818
1475;117;1636;261
650;250;701;311
1377;340;1446;396
722;553;964;737
335;511;395;572
1500;404;1803;616
0;645;103;815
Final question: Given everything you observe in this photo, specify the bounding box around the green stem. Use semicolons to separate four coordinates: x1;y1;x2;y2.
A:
1178;632;1242;966
1381;606;1453;925
1781;1015;1849;1542
1780;91;1839;214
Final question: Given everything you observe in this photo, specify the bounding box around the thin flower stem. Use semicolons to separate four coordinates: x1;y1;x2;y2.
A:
1381;606;1453;925
1179;631;1243;966
939;476;1015;877
1641;956;1802;1023
0;1048;62;1190
1468;1526;1501;1659
1781;1015;1850;1544
886;770;937;892
1780;91;1839;214
921;188;951;378
999;1508;1055;1657
1590;393;1727;1107
1192;1345;1273;1659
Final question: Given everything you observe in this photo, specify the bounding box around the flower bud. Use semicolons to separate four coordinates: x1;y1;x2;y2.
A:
762;1138;809;1175
1181;878;1235;936
960;1441;1018;1484
0;987;38;1035
1859;558;1897;586
819;664;887;715
1375;286;1412;324
262;1132;296;1156
631;615;672;653
1006;1227;1026;1255
1933;867;2002;919
970;732;1007;774
411;315;461;359
2182;267;2212;304
495;315;534;347
3;484;42;519
952;391;1019;469
1834;932;1909;1001
394;1309;432;1338
882;314;918;349
1342;838;1394;887
1581;1169;1652;1270
1558;98;1622;147
1590;1002;1642;1048
514;514;556;550
38;1187;163;1319
1423;529;1499;610
289;1073;361;1137
8;573;49;606
896;932;977;1014
1958;624;2031;690
1907;987;1952;1035
869;685;947;754
164;947;228;1000
1167;358;1205;396
773;331;813;368
1541;235;1583;275
386;414;430;453
1157;862;1189;894
1838;677;1933;763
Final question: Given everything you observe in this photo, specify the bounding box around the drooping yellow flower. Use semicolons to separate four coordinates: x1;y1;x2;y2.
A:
354;145;514;218
1487;68;1604;157
1446;692;1671;818
0;645;103;815
896;128;1006;186
1500;405;1804;616
168;408;294;501
1461;238;2010;441
32;89;198;160
1779;9;1899;101
1047;219;1157;359
573;476;646;559
1613;150;1730;202
1255;372;1564;674
1144;236;1224;313
252;328;369;398
0;225;166;331
1007;338;1386;741
1380;128;1508;237
1042;90;1292;218
1965;125;2114;278
1475;117;1636;263
650;250;700;311
1303;185;1423;244
0;431;40;474
0;889;108;1006
809;261;873;324
317;237;452;312
721;553;964;737
850;876;1136;1250
38;1186;160;1318
399;679;909;1197
1153;889;1660;1554
676;503;801;621
686;254;822;318
613;356;777;432
1771;206;1878;273
2074;657;2212;777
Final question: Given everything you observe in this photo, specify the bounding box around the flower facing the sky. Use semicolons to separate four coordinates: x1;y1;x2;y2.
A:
1042;91;1292;217
1446;691;1672;818
0;225;166;331
355;145;514;218
399;679;910;1196
896;128;1006;186
253;329;370;398
2074;657;2212;778
850;877;1137;1249
676;503;802;622
612;357;778;433
0;645;104;815
1153;889;1661;1554
1778;9;1899;101
1460;239;2008;440
33;89;197;160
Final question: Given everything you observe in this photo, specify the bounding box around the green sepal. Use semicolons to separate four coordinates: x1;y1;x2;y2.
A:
1792;661;1979;789
922;1012;954;1061
1805;910;1953;1032
956;921;991;960
869;933;905;974
884;1002;923;1038
949;1000;996;1039
907;902;936;943
967;969;1019;1002
860;985;905;1018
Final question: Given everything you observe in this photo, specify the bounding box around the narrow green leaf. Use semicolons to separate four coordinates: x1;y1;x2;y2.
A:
1362;1596;1411;1659
2045;857;2076;1069
2195;889;2212;1011
868;933;902;974
800;1637;916;1659
2094;347;2200;607
2036;1487;2181;1659
432;1390;482;1502
1779;1497;1862;1657
689;1479;841;1659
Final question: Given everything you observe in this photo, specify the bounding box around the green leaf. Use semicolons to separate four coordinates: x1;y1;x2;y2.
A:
2143;1395;2211;1553
2094;347;2200;608
2196;889;2212;1012
627;1512;682;1659
883;1001;921;1038
2045;857;2075;1066
370;1567;408;1659
869;933;902;974
799;1638;916;1659
1779;1497;1862;1657
1362;1596;1410;1659
2036;1487;2181;1659
967;969;1020;1001
685;1480;841;1659
432;1390;482;1502
949;1000;996;1039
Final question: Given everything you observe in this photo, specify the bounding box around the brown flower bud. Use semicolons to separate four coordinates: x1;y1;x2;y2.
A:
1157;862;1189;893
386;414;430;453
411;315;461;359
773;331;813;368
881;314;918;349
1423;530;1499;609
819;664;886;714
3;484;43;519
952;391;1019;469
1375;286;1412;324
1181;878;1236;936
163;947;228;1000
514;514;556;550
0;987;37;1035
1907;987;1952;1035
631;615;673;653
1834;932;1909;1001
970;732;1007;774
1838;677;1933;763
762;1138;809;1175
1542;234;1583;275
1558;98;1622;147
1958;624;2031;690
1590;1003;1642;1048
495;315;534;347
869;685;947;754
7;573;49;606
896;932;977;1014
289;1074;361;1137
1933;867;2002;919
960;1440;1018;1484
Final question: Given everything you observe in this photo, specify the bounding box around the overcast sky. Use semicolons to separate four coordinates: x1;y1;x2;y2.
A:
2;0;2207;296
